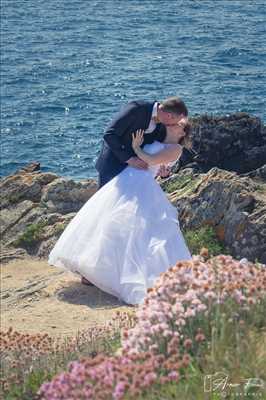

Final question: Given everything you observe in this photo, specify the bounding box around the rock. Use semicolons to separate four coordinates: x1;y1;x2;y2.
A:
37;213;76;258
240;164;266;182
0;163;98;260
41;178;98;214
0;247;28;263
0;172;59;210
15;162;41;174
162;168;266;263
176;113;266;174
4;206;48;250
0;200;36;238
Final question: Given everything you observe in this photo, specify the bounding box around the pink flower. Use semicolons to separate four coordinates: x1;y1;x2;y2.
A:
197;303;207;312
144;372;157;385
38;255;265;400
113;382;127;399
184;308;196;318
204;291;217;300
184;339;193;349
168;371;180;381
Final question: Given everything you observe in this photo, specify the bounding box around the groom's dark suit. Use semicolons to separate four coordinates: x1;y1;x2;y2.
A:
95;100;167;187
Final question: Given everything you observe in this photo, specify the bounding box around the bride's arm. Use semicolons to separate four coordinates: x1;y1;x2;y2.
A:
132;130;183;166
134;144;182;165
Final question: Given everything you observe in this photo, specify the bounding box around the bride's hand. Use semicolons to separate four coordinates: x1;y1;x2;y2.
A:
132;129;144;149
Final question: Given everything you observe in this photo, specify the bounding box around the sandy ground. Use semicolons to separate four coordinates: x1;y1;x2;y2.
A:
0;258;134;337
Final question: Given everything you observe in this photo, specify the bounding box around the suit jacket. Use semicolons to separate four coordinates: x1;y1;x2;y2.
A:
95;100;167;181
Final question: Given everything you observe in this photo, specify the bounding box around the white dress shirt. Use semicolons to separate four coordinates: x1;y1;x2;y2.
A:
145;102;159;133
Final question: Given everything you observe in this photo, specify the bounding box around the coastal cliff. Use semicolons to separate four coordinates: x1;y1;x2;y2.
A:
1;112;265;341
0;164;98;263
1;112;265;264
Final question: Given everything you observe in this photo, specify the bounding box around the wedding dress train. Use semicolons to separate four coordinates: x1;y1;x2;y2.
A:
48;141;192;305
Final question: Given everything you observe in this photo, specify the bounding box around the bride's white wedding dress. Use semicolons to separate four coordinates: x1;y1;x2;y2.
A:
48;141;192;305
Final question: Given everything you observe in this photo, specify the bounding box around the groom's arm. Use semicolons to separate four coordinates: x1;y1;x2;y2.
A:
103;136;135;164
103;102;140;163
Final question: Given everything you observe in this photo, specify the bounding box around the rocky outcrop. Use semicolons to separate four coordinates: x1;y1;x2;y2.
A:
1;113;265;264
0;167;97;261
161;166;266;263
1;161;265;264
177;113;266;174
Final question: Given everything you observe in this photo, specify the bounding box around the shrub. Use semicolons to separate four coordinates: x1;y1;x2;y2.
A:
13;220;48;247
162;175;198;194
184;225;226;256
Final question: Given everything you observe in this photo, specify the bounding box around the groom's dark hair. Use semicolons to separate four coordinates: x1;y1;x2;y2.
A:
161;96;188;116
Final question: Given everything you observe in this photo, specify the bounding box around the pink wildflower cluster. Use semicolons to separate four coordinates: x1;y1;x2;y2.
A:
122;255;265;355
1;313;135;396
39;255;265;399
0;328;53;391
39;350;184;400
0;327;53;355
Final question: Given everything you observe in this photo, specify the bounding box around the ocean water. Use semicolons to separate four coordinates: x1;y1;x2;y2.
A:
1;0;266;180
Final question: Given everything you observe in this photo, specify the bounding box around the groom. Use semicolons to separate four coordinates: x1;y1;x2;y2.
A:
83;97;188;287
95;96;188;188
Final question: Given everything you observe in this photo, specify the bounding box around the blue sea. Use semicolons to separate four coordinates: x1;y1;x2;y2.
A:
1;0;266;180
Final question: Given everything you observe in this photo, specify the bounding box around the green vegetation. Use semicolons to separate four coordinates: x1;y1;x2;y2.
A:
184;225;227;256
3;370;54;400
3;312;265;400
13;220;48;247
141;306;265;400
254;184;266;193
53;221;69;236
1;329;123;400
163;175;199;195
2;294;266;399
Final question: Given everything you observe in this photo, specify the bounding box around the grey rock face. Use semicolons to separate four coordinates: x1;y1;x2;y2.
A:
240;164;266;181
0;166;97;261
177;113;266;174
41;178;97;214
0;173;58;209
163;167;266;263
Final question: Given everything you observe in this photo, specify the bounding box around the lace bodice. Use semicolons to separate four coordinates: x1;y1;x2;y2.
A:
143;141;178;178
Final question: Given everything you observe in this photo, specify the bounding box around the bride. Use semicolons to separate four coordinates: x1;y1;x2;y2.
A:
48;122;192;305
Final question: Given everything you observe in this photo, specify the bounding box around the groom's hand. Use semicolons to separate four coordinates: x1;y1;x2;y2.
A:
126;157;148;170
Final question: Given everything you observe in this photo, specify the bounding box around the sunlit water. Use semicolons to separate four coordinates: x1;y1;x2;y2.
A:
1;0;266;179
